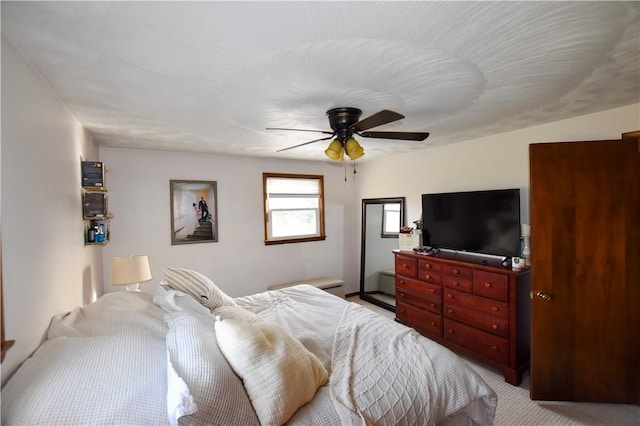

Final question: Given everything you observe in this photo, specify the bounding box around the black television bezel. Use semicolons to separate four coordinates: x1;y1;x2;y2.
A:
421;188;521;258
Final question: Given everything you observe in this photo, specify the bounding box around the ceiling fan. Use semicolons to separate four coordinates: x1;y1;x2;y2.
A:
267;107;430;161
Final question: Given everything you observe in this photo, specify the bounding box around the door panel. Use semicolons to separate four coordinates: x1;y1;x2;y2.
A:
529;139;640;404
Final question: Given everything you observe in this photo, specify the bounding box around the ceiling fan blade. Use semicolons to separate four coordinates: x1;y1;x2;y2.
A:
276;135;335;152
266;127;334;135
359;131;430;141
351;110;405;132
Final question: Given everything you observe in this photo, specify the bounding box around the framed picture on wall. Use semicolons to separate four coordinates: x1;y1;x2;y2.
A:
170;180;218;245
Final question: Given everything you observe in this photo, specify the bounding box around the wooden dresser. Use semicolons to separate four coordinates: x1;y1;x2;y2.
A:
394;250;531;385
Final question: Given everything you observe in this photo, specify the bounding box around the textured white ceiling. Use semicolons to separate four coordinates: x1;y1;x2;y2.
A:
2;1;639;162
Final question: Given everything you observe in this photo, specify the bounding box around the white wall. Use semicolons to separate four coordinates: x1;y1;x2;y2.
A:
1;35;101;385
98;148;360;298
355;104;640;226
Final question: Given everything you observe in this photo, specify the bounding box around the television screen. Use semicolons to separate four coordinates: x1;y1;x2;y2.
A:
421;189;521;258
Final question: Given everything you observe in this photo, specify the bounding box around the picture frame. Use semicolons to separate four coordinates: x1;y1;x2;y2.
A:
170;180;218;245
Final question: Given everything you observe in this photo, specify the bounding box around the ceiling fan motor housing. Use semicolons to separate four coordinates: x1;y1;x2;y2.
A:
327;107;362;141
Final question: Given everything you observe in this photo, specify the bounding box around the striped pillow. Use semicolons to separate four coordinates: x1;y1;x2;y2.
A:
163;268;236;310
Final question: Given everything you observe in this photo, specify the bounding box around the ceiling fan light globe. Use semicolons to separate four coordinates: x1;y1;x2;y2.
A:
348;148;365;160
325;139;344;161
345;138;365;160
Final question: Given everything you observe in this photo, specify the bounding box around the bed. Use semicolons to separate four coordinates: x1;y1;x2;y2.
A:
1;268;497;425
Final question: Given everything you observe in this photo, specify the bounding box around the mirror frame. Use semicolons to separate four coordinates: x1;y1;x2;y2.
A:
359;197;405;312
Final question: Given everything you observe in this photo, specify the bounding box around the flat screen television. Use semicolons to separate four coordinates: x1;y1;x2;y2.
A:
421;188;521;258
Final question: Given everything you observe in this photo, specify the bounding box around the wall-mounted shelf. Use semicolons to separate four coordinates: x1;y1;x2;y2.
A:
82;186;108;193
85;241;109;246
83;212;114;221
82;161;112;246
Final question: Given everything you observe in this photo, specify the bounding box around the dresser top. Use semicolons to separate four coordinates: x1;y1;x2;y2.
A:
393;249;530;275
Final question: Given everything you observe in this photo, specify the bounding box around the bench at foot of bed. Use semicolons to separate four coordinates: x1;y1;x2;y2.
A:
268;278;345;298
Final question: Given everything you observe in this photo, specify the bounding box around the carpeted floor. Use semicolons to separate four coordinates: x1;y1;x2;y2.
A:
348;296;640;425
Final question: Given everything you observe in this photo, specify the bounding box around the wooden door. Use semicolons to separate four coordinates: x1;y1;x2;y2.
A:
529;138;640;404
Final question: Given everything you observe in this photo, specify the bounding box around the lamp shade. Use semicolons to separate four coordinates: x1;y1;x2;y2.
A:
111;255;152;286
324;139;344;161
345;137;364;160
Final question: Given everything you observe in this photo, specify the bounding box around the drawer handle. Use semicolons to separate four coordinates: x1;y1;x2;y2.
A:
446;309;453;314
492;324;498;330
452;281;459;286
430;321;436;326
491;306;499;312
399;279;405;285
424;274;431;280
429;288;436;294
447;329;454;334
429;303;436;308
491;345;499;352
425;264;432;269
447;293;454;299
399;292;405;298
453;269;460;275
484;282;492;288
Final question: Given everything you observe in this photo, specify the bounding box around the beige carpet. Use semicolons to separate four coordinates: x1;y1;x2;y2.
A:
347;296;640;425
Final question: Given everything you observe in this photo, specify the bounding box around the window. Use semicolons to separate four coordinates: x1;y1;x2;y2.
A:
381;202;401;237
263;173;326;245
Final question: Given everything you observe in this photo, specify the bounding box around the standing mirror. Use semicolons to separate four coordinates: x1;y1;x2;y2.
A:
359;197;405;311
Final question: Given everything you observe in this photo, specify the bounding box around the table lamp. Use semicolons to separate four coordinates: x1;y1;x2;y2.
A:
111;255;152;291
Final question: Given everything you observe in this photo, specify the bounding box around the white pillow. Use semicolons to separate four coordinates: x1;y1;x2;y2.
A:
165;312;259;426
214;317;328;426
163;267;236;310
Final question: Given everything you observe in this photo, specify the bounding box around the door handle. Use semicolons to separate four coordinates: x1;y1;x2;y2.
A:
531;291;553;301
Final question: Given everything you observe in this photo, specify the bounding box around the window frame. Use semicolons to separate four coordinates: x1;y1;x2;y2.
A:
262;172;326;245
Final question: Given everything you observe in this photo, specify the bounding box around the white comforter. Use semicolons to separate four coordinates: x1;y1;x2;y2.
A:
331;303;438;424
330;303;496;425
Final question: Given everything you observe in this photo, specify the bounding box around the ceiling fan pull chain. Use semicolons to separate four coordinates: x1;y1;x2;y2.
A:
344;159;347;182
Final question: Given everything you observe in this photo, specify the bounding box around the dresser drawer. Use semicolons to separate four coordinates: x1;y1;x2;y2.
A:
444;319;508;365
417;269;441;284
418;258;442;272
395;255;417;278
473;270;508;301
397;288;441;314
441;275;472;292
397;276;441;300
441;264;473;279
444;305;508;337
397;301;442;338
444;289;508;319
